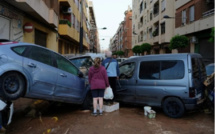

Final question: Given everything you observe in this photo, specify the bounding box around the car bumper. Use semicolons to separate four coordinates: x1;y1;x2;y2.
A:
182;97;205;110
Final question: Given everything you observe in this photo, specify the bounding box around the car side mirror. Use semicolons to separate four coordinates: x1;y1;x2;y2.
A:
78;71;84;78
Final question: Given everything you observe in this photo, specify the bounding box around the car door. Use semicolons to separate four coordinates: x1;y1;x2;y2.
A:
136;61;161;105
116;62;136;103
22;46;58;98
53;53;85;103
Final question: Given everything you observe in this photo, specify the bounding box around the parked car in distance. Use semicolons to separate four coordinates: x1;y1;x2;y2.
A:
206;63;215;76
117;58;128;64
116;53;207;118
0;40;91;108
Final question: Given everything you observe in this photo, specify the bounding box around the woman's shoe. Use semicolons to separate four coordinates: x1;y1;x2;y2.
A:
91;112;97;116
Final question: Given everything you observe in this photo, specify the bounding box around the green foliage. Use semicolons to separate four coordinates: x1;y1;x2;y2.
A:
208;27;214;43
117;51;125;56
132;45;142;53
140;43;152;53
112;52;117;55
59;19;71;27
169;35;189;50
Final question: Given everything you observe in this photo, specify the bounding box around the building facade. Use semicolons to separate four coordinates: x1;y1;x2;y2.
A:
175;0;214;65
58;0;90;54
88;1;99;53
109;6;132;58
123;6;133;57
1;0;59;51
132;0;175;55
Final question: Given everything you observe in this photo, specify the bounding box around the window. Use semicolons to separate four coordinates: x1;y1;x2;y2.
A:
182;10;186;25
192;58;199;79
54;53;79;75
12;46;28;55
189;5;195;22
143;32;147;40
140;2;143;13
160;61;184;79
139;61;185;79
161;0;166;11
27;46;53;66
153;2;159;16
160;22;165;34
145;2;147;9
139;61;160;79
149;28;152;39
119;62;135;79
150;11;153;20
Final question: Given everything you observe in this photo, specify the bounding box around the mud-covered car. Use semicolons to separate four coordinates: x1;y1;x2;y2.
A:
68;55;94;77
0;40;91;108
116;53;206;118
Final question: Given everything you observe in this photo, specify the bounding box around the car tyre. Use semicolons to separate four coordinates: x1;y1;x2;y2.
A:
162;97;185;118
0;72;25;100
82;92;92;110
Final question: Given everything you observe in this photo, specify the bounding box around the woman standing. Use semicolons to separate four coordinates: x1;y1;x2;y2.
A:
88;57;109;116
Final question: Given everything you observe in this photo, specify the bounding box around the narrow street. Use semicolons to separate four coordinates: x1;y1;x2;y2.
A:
6;98;214;134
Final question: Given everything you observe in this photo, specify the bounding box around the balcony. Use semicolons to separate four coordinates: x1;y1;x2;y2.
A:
59;0;73;7
6;0;58;28
59;23;75;40
202;9;214;18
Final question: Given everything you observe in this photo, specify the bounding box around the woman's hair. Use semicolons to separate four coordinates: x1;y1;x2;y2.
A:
94;57;101;68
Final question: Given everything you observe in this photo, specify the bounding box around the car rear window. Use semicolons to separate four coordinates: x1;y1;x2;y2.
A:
139;60;184;80
11;46;28;55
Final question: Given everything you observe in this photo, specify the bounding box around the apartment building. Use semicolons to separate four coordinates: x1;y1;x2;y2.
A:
123;6;133;57
58;0;90;54
0;0;59;51
132;0;175;55
89;1;99;53
109;6;133;58
175;0;214;64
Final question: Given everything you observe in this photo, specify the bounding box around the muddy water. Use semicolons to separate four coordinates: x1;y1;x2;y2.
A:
7;99;214;134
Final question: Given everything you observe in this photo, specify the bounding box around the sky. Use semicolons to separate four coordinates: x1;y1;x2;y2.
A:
91;0;132;51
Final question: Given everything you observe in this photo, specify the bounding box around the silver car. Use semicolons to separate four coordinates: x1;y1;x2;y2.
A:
0;40;91;107
116;53;207;118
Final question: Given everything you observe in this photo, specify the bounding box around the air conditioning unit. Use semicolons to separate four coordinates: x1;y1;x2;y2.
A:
190;36;198;43
63;7;72;14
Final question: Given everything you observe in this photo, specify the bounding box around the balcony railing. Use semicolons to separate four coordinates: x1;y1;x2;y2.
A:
59;19;71;27
202;9;214;18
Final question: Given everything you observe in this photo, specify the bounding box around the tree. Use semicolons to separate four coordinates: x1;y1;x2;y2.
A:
140;43;152;53
209;27;214;43
116;51;124;56
169;35;189;50
132;45;142;54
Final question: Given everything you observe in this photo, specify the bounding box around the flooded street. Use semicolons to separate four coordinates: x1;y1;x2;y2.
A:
6;98;214;134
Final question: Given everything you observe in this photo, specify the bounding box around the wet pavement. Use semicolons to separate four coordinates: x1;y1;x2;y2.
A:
6;98;214;134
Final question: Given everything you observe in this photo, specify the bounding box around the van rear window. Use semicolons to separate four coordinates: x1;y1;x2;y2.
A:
139;60;184;80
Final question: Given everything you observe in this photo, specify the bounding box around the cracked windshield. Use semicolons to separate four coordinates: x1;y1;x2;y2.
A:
0;0;214;134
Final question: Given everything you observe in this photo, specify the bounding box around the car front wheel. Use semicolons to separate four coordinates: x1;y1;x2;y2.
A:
0;72;25;100
162;97;185;118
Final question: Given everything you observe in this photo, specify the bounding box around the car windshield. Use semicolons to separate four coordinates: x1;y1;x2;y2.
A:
69;57;94;76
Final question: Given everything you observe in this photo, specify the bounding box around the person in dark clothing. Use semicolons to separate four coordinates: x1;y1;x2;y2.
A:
102;51;120;104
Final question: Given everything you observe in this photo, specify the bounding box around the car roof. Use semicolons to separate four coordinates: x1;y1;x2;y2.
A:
122;53;202;63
